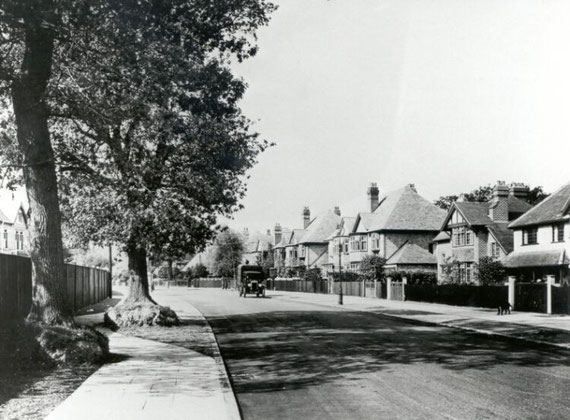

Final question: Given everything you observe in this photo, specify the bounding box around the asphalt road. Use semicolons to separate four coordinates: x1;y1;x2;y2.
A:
176;289;570;420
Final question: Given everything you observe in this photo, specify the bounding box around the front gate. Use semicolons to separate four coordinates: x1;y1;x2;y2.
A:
390;281;404;301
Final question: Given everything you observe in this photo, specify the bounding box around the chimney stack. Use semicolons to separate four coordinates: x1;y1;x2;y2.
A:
407;183;417;193
302;207;311;229
489;181;509;222
367;182;379;212
274;223;282;245
334;206;341;217
509;182;529;200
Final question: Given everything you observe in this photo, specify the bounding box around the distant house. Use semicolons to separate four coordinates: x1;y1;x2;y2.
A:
348;183;445;271
242;228;274;265
435;181;532;283
273;207;341;276
504;182;570;285
0;196;29;256
323;215;357;273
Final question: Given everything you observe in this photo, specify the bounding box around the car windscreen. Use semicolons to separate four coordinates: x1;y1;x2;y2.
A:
243;271;263;280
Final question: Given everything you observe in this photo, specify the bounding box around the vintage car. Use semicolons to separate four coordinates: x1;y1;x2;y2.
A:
237;264;266;298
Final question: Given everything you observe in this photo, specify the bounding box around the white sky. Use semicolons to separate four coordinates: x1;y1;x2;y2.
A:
223;0;570;234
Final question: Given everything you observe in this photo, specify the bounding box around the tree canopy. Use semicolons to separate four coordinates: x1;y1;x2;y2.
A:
212;229;245;278
434;184;549;210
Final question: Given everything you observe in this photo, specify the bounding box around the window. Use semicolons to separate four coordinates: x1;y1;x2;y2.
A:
299;245;305;258
458;263;474;283
343;238;349;253
371;233;380;250
350;236;359;251
491;242;500;259
522;228;538;245
453;227;472;247
3;230;7;248
552;224;565;243
360;235;367;252
15;232;20;251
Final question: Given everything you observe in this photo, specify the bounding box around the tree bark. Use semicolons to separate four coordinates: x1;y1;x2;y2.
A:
167;258;173;281
12;8;73;324
125;247;156;304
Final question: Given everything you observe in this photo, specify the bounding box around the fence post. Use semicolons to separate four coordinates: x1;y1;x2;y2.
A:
508;276;516;310
387;277;392;300
402;276;407;301
547;275;555;314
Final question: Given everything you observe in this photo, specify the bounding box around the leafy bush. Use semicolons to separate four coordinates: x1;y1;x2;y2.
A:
192;263;208;279
303;268;322;282
475;257;506;285
387;270;437;285
330;271;362;282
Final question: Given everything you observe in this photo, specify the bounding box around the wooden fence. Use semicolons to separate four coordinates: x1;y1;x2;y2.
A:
0;253;111;322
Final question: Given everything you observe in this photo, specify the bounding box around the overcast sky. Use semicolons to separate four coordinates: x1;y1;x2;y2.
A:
222;0;570;234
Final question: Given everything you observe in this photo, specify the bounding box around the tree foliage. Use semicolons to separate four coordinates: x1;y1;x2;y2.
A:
212;229;245;278
475;257;506;286
434;183;549;210
360;255;386;282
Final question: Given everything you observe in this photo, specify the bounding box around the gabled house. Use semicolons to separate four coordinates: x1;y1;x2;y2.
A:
348;183;445;271
0;196;29;256
504;182;570;285
436;181;532;283
323;215;357;273
298;208;341;272
242;229;274;265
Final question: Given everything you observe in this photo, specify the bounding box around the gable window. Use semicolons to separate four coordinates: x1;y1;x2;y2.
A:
453;227;472;247
552;223;565;243
371;233;380;250
522;228;538;245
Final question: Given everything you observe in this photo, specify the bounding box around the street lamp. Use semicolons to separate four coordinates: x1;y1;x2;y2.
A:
338;239;343;305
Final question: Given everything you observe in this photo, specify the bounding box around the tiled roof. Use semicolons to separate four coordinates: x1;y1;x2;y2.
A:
385;242;437;265
300;209;341;244
509;182;570;228
503;249;569;268
432;231;450;242
273;228;292;249
507;195;533;215
454;202;493;226
244;231;274;253
325;216;356;241
488;224;514;254
365;185;445;232
288;229;307;246
355;213;375;233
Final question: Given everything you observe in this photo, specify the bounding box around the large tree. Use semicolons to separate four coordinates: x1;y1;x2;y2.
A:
49;1;275;325
434;184;549;210
212;229;245;278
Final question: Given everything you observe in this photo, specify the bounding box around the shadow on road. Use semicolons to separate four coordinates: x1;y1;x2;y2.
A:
208;310;570;393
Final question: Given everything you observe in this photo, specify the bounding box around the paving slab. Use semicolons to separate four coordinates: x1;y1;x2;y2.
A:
45;295;240;420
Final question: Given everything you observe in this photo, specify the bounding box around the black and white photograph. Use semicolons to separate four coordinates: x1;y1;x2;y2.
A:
0;1;570;419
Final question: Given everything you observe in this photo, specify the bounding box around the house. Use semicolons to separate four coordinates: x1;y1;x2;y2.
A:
0;195;29;256
504;182;570;285
273;207;341;276
435;181;532;283
322;215;357;274
348;183;445;271
298;207;341;273
242;228;274;265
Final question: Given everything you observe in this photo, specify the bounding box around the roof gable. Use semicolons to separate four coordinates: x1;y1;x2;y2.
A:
300;209;341;244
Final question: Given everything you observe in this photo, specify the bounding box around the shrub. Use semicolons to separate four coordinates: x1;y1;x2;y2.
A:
387;270;437;285
330;271;362;282
475;257;506;285
303;268;322;282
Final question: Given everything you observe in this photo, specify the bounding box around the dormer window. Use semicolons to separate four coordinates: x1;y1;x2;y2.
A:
552;223;565;243
522;227;538;245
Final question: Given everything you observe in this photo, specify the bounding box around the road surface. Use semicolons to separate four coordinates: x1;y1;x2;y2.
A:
163;288;570;420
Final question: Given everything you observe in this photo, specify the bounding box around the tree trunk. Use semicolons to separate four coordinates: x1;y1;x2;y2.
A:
12;10;72;324
125;247;156;304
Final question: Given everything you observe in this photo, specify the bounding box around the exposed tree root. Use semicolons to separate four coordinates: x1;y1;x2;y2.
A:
0;321;109;368
104;302;180;329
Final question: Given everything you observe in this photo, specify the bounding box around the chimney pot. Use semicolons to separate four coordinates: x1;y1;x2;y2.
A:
334;206;341;217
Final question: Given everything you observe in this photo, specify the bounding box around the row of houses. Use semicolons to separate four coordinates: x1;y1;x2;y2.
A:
252;181;570;285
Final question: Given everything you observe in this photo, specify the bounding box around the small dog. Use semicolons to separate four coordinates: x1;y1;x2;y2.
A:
497;301;512;315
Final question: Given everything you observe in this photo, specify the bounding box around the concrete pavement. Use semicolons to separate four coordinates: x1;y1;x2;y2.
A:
45;291;240;420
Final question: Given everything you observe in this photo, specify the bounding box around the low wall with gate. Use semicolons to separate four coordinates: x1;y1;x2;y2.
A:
0;253;111;322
